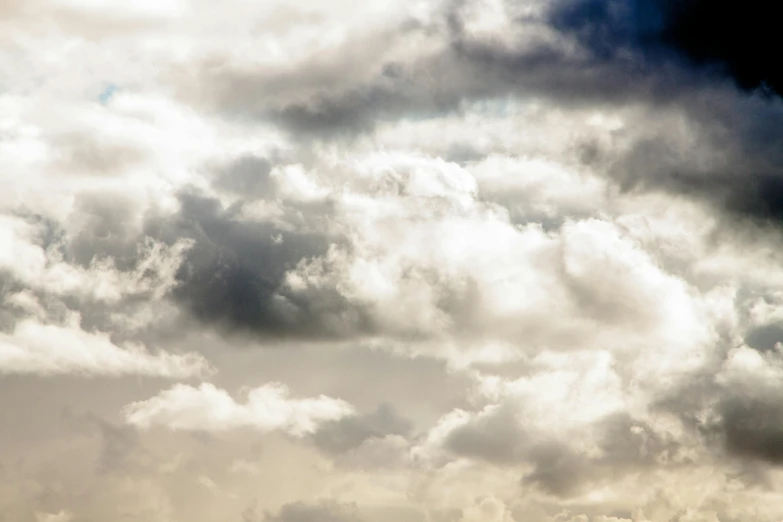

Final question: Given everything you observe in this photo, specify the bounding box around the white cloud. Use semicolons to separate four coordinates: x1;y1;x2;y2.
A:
124;382;355;436
469;154;609;221
0;313;210;377
35;511;74;522
413;349;630;465
278;152;727;384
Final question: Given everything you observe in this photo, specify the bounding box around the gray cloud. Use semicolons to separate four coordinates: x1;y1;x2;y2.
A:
445;404;529;464
191;0;783;226
523;414;681;497
602;91;783;223
144;190;373;340
263;501;364;522
64;192;143;269
444;405;682;498
194;0;727;144
716;392;783;465
311;403;412;456
214;155;277;200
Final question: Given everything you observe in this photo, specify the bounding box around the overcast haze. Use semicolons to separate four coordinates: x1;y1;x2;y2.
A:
3;0;783;521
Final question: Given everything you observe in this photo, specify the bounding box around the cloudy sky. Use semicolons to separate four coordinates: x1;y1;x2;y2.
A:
2;0;783;520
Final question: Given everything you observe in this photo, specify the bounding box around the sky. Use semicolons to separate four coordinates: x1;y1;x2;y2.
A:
2;0;783;521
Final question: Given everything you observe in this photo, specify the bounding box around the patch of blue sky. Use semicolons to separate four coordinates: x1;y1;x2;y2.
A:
98;84;117;105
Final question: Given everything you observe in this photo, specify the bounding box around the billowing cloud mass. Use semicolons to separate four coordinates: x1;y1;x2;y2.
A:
3;0;783;521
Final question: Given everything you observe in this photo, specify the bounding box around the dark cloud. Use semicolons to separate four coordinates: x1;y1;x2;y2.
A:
146;191;375;341
0;274;29;332
269;91;383;138
445;404;529;464
596;413;680;466
192;1;783;227
64;191;142;268
260;37;691;140
200;1;783;226
522;442;592;497
602;91;783;222
311;402;412;455
202;1;705;141
650;355;783;471
548;0;667;60
744;324;783;352
717;392;783;464
522;413;681;497
264;501;364;522
444;405;680;498
541;0;783;221
549;0;781;96
661;2;781;96
214;155;277;200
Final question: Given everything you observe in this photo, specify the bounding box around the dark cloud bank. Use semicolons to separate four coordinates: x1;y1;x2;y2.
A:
204;0;783;224
547;0;783;221
550;0;781;95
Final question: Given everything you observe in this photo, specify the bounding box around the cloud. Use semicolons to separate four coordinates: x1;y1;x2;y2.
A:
261;501;364;522
0;313;209;377
177;0;783;226
311;403;413;456
265;152;728;376
35;511;74;522
184;0;648;138
0;211;192;304
458;497;516;522
549;0;782;95
7;0;783;520
124;382;355;436
413;349;693;497
705;344;783;465
214;155;277;200
146;190;348;340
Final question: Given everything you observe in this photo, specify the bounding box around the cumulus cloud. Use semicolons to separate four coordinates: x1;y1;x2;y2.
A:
413;350;687;497
124;382;355;436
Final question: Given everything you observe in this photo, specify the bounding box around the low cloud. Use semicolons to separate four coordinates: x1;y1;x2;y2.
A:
261;501;364;522
0;314;209;377
124;382;355;436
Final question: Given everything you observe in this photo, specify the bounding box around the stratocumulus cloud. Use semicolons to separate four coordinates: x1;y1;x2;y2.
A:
3;0;783;521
